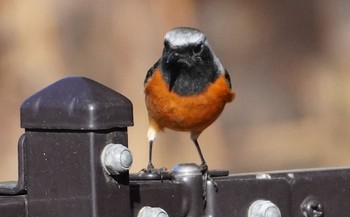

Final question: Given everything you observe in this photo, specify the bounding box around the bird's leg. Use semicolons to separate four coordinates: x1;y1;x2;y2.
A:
140;139;167;174
140;125;168;174
147;140;155;171
140;140;156;173
193;139;208;172
192;138;218;204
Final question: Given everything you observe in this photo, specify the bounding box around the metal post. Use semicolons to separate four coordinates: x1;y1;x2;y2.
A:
20;77;133;217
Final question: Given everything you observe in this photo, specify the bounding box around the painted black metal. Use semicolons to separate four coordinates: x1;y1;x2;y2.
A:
1;77;350;216
20;76;133;130
0;134;26;195
1;77;133;217
0;195;27;217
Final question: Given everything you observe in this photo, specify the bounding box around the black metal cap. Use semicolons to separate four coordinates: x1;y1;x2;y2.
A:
21;77;133;130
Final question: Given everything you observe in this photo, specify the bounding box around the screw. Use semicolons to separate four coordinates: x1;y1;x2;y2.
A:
101;143;133;175
137;206;169;217
248;200;281;217
301;196;324;217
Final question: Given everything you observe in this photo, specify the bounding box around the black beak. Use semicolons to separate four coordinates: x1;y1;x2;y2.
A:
166;51;179;64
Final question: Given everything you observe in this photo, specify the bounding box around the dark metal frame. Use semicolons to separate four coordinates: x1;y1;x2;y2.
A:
0;77;347;216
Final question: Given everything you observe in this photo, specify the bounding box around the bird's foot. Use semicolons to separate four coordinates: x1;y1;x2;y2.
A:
140;163;168;174
199;163;208;173
202;169;218;191
199;163;218;207
199;163;218;187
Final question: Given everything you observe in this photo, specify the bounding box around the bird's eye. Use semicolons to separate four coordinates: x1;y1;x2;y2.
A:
164;40;170;48
193;43;204;54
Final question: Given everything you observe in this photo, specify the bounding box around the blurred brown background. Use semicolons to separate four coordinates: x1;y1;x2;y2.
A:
1;1;350;181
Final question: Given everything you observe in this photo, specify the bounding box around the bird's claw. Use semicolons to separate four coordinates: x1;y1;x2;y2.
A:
199;163;208;173
140;164;168;174
203;171;218;191
199;163;218;190
200;164;219;207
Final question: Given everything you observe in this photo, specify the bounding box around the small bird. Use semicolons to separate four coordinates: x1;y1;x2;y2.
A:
144;27;235;179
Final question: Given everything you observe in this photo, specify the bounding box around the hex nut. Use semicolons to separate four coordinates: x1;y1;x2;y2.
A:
137;206;169;217
101;143;133;175
248;200;281;217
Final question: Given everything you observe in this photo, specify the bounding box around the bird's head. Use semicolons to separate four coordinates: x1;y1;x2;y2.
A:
160;27;224;94
162;27;208;67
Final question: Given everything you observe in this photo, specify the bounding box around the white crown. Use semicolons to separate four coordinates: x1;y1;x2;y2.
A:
164;28;206;47
164;27;225;74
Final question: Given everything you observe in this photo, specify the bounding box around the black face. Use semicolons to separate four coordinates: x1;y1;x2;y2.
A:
160;40;218;96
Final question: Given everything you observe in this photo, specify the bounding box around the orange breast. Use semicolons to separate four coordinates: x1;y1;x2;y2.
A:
145;69;235;135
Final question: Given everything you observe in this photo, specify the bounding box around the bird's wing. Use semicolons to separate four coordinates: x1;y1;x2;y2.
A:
144;59;160;86
224;69;232;89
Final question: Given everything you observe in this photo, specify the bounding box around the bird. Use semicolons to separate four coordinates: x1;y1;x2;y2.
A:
143;27;235;181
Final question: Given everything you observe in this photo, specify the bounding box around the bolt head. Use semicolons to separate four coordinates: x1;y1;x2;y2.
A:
301;196;323;217
101;143;133;175
248;200;281;217
137;206;168;217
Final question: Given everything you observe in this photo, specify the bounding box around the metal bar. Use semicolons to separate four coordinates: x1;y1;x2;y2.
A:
131;167;350;216
0;134;26;195
0;195;27;217
0;77;134;217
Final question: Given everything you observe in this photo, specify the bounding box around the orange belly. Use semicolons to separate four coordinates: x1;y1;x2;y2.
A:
145;69;235;135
